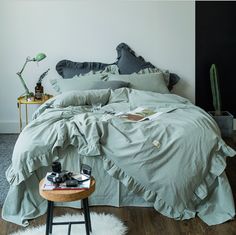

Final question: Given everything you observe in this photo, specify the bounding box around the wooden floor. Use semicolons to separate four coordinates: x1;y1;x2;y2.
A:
0;134;236;235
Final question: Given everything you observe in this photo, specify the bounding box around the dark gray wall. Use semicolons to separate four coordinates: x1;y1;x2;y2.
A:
196;1;236;116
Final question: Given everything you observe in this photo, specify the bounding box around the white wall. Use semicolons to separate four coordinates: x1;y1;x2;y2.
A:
0;0;195;133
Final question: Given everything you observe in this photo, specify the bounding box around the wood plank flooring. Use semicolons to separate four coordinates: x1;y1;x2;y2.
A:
0;133;236;235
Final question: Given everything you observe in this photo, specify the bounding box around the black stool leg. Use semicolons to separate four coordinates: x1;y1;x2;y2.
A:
46;201;53;235
49;201;54;234
82;198;91;235
84;198;92;232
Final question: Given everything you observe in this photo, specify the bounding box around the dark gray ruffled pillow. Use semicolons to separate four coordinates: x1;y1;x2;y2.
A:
116;43;180;90
55;43;180;90
116;43;155;74
168;73;180;91
56;60;114;78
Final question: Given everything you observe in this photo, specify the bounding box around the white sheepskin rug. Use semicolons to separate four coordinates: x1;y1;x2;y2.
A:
10;212;127;235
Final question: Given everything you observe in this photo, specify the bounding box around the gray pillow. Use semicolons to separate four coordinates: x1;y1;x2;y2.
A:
50;74;103;93
50;77;129;93
53;90;111;107
108;73;170;94
92;80;129;90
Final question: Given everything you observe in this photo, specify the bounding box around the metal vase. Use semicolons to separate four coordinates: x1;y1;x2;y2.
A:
208;111;234;138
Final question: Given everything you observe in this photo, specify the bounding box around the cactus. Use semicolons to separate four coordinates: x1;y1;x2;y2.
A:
210;64;221;115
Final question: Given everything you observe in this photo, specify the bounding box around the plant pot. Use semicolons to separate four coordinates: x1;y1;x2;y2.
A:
208;111;234;138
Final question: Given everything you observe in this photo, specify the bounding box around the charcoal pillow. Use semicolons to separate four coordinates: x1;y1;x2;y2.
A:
116;43;180;90
108;73;170;94
168;73;181;90
55;43;180;90
56;60;115;78
116;43;155;74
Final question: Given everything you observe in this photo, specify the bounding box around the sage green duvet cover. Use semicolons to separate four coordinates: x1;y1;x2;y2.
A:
2;88;236;226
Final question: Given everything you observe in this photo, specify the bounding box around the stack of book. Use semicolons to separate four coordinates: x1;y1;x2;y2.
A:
41;172;91;191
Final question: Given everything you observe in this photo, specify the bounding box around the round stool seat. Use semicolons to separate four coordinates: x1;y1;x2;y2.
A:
39;177;96;202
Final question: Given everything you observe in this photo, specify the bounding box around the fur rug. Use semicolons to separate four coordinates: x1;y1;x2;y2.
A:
10;212;127;235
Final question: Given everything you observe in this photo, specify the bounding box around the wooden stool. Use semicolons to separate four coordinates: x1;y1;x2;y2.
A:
39;177;96;235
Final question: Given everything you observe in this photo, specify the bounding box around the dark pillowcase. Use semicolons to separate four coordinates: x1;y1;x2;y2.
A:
56;60;114;78
116;43;155;74
168;73;180;91
55;43;180;90
115;43;180;90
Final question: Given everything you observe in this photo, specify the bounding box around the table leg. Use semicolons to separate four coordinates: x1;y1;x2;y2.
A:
83;198;91;235
49;201;54;234
46;201;53;235
68;222;72;235
18;102;22;132
86;198;92;232
25;104;28;125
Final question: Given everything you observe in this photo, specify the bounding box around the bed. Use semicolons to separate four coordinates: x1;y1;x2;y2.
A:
2;43;236;227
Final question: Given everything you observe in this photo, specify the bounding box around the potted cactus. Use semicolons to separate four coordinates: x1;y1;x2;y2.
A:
208;64;233;137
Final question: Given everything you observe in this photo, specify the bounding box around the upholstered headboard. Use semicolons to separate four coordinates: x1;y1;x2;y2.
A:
55;43;180;90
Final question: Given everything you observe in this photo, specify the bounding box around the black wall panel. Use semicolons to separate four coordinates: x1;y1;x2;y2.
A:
196;1;236;116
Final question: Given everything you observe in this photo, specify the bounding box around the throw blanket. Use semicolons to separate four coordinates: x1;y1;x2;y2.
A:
3;88;236;226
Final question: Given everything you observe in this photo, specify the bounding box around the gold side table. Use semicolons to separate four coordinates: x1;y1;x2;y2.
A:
17;95;53;132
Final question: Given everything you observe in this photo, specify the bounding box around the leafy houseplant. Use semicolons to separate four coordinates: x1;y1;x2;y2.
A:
208;64;233;137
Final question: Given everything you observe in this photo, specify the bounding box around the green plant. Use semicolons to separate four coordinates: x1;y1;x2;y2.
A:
37;68;50;84
210;64;221;115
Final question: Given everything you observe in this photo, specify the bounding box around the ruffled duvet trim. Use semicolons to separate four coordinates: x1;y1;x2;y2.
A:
102;157;195;220
194;139;236;201
6;135;101;186
6;129;236;224
6;150;56;186
102;138;236;223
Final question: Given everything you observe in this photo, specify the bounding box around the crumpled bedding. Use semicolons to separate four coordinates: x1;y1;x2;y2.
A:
2;88;236;226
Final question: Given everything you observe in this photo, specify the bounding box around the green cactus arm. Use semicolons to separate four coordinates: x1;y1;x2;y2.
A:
214;65;221;113
210;64;221;115
210;65;217;110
